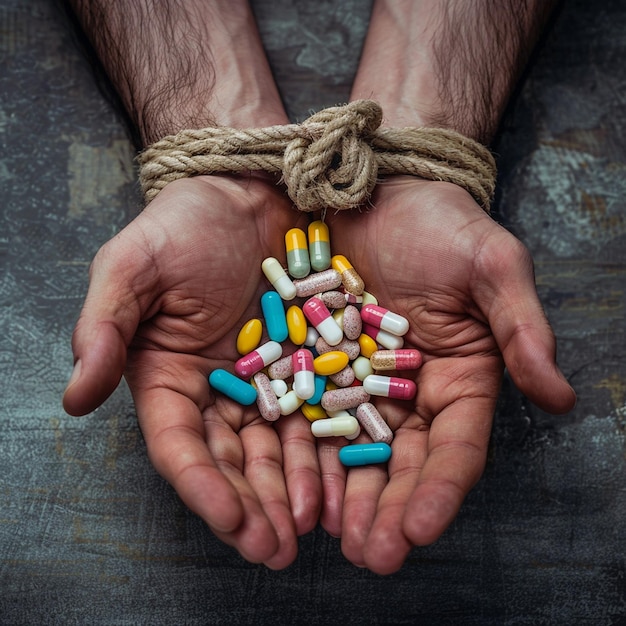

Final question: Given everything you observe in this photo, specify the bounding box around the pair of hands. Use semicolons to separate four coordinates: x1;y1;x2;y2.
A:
62;173;575;574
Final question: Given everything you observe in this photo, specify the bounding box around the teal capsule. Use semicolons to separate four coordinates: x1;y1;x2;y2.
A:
338;442;392;467
305;374;327;406
209;369;257;405
308;220;331;271
261;290;289;342
285;228;311;278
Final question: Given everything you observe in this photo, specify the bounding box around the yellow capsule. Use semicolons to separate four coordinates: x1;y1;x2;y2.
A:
314;350;350;376
286;305;307;346
236;318;263;355
358;333;378;358
331;254;364;295
285;228;311;278
308;220;331;271
301;403;328;422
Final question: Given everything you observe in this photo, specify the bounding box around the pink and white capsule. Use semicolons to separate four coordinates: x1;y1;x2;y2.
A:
363;374;416;401
362;323;404;350
235;340;282;379
303;297;343;346
361;304;409;336
292;349;316;400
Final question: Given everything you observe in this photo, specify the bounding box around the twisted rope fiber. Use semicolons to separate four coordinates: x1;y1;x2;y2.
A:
138;100;497;212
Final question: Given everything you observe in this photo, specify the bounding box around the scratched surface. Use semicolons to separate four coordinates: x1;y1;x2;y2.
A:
0;0;625;623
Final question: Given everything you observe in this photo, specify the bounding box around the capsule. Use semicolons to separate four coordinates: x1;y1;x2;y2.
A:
261;257;297;300
319;290;347;310
286;305;308;345
362;323;404;350
361;304;409;337
305;374;327;406
292;348;316;400
313;350;350;376
209;369;257;405
261;290;289;342
311;415;360;438
332;254;364;295
329;365;355;387
301;403;327;422
321;386;370;411
370;349;422;371
235;340;282;379
363;374;416;401
278;390;305;415
285;228;311;278
304;326;320;347
357;332;379;358
293;269;342;298
342;305;362;340
236;318;263;355
302;297;343;346
253;372;281;422
267;354;294;380
356;402;393;444
308;220;331;271
339;442;392;467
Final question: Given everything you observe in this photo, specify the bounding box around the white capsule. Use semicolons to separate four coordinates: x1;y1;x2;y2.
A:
304;326;320;347
311;415;360;438
261;257;297;300
352;355;374;381
278;390;305;415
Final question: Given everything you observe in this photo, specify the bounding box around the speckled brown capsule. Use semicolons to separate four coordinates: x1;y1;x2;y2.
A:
321;386;370;411
253;372;281;422
267;354;294;380
319;290;347;310
356;402;393;444
293;269;342;298
315;337;360;360
329;365;356;388
342;305;362;340
331;255;364;295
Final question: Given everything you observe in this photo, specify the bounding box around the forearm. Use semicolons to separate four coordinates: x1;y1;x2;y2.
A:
67;0;287;146
352;0;557;143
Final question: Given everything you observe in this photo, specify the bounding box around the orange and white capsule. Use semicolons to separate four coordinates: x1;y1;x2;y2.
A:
292;349;316;400
370;349;422;371
331;254;364;295
261;257;297;300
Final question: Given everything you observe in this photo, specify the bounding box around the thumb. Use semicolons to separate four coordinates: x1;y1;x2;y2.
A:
474;236;576;415
63;240;154;416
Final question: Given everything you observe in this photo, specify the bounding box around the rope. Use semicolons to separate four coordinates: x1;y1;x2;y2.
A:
138;100;497;213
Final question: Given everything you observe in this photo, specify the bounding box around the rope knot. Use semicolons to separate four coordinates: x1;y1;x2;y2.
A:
138;99;497;212
283;100;383;212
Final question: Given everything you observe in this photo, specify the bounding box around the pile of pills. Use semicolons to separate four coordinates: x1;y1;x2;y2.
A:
208;221;422;467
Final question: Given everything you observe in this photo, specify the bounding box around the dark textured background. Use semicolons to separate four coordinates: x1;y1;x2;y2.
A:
1;0;625;623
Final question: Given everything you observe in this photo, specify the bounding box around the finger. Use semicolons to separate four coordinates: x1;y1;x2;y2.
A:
137;386;285;564
473;232;576;414
401;394;494;548
340;460;388;569
317;439;348;538
357;427;429;575
274;413;323;537
240;422;299;569
63;237;156;416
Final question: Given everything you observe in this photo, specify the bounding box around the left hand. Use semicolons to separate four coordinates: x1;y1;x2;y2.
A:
318;176;576;574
